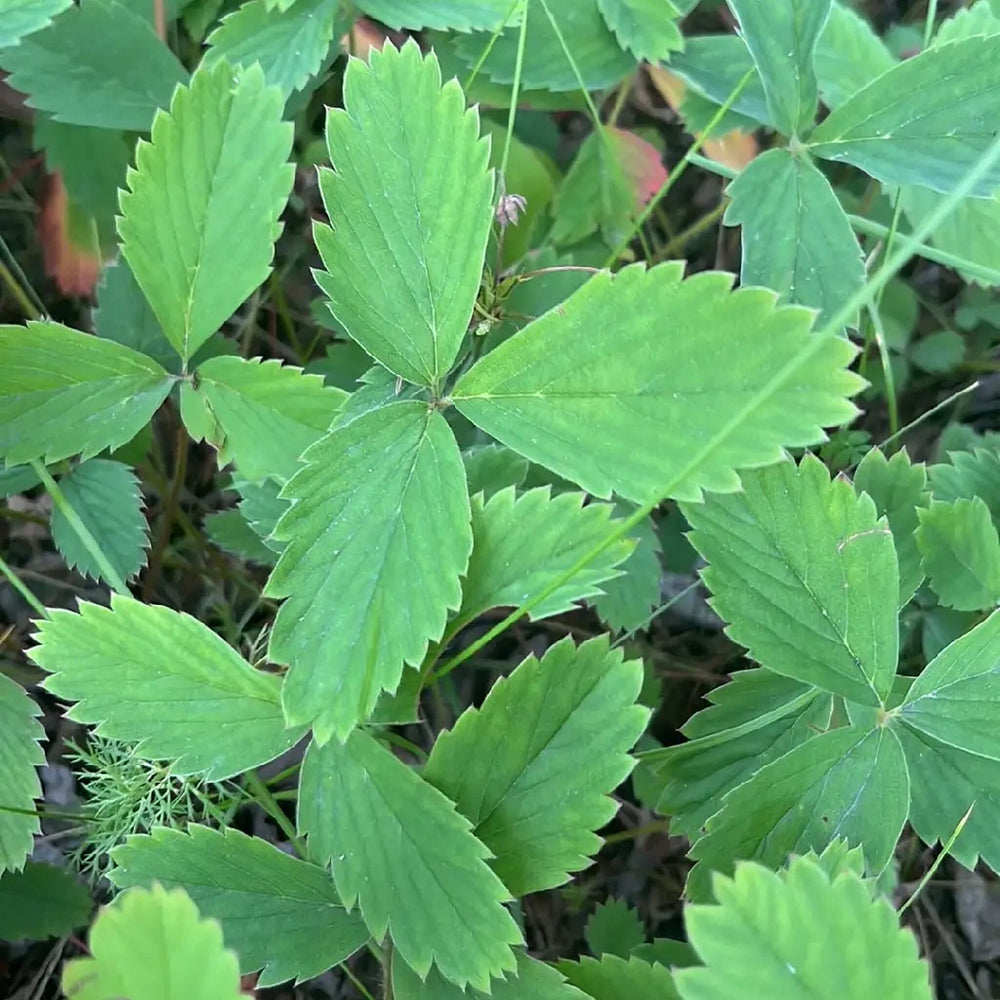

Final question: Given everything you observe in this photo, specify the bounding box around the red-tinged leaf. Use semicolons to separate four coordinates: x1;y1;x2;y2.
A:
609;126;667;210
37;172;103;297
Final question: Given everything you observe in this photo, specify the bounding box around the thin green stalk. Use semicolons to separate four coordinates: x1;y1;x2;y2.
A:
898;802;972;916
876;379;979;452
0;230;45;319
0;256;39;321
463;0;523;91
867;303;899;438
497;0;530;189
923;0;939;50
244;769;305;856
340;962;378;1000
610;582;699;649
0;553;47;617
652;202;728;263
30;460;128;595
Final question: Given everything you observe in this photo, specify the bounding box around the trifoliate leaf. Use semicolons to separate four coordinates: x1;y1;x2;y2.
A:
454;265;862;505
558;954;681;1000
205;0;341;95
265;401;471;743
298;731;522;991
183;356;345;483
853;447;928;606
808;36;1000;195
0;0;188;130
462;444;529;497
592;509;662;634
118;60;294;362
585;898;645;958
356;0;516;30
32;595;305;780
454;1;634;92
916;498;1000;611
424;636;648;896
690;726;909;879
314;42;492;388
0;862;91;940
62;884;243;1000
0;0;72;47
814;1;896;110
675;856;932;1000
684;457;898;706
724;148;864;328
0;675;44;873
110;826;369;987
929;448;1000;518
455;487;633;630
50;459;149;584
596;0;683;61
726;0;830;135
0;322;172;466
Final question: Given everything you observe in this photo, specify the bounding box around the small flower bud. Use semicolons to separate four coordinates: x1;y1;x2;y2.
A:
495;193;527;228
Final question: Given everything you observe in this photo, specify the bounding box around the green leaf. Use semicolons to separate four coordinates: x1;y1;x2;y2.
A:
462;444;529;497
0;0;72;47
585;898;645;958
596;0;683;62
558;955;681;1000
265;401;471;743
110;825;369;987
724;148;864;328
183;356;345;482
235;477;288;550
592;509;662;634
423;636;648;896
454;2;634;92
454;265;862;505
356;0;515;30
814;1;896;110
675;856;932;1000
456;487;633;628
853;447;928;606
929;448;1000;518
0;674;44;873
205;0;341;96
690;725;909;879
916;498;1000;611
0;0;188;130
807;35;1000;195
204;509;278;565
50;459;149;584
909;330;966;373
118;60;294;362
683;457;898;706
62;884;243;1000
298;730;522;990
314;42;492;388
0;321;172;466
726;0;830;135
0;862;91;940
935;0;1000;44
32;595;305;780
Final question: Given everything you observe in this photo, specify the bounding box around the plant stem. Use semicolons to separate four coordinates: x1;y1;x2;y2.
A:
243;769;305;856
143;415;188;601
0;553;47;617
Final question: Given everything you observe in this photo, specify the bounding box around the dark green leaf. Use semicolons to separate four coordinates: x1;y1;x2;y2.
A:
0;862;91;940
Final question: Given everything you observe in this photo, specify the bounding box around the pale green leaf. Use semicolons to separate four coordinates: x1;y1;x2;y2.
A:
118;60;294;362
110;825;369;987
0;0;188;130
916;498;1000;611
596;0;683;61
454;1;634;92
298;730;522;990
683;457;898;705
814;1;895;110
690;725;909;878
726;0;830;135
185;356;345;482
592;509;662;634
356;0;516;30
675;856;932;1000
558;954;681;1000
424;636;648;896
0;862;91;940
265;401;471;743
929;448;1000;518
32;595;305;779
454;264;862;505
314;42;492;387
585;898;645;958
62;884;243;1000
807;36;1000;195
724;148;864;327
0;674;44;873
205;0;341;96
235;477;288;550
462;444;529;497
909;330;966;372
456;487;633;629
0;0;72;47
935;0;1000;44
50;459;149;584
853;447;928;606
0;322;172;466
204;509;278;565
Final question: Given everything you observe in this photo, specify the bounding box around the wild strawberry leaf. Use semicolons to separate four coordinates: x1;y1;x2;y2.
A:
0;0;72;48
356;0;516;30
118;60;294;363
298;730;522;991
0;675;44;874
0;322;172;466
814;1;895;110
558;954;681;1000
265;401;471;743
454;265;862;505
595;0;683;62
929;448;1000;517
592;508;662;634
314;42;492;388
0;862;91;940
584;899;646;959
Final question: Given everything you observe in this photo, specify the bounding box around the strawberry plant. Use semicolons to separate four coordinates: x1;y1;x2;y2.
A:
1;0;1000;997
